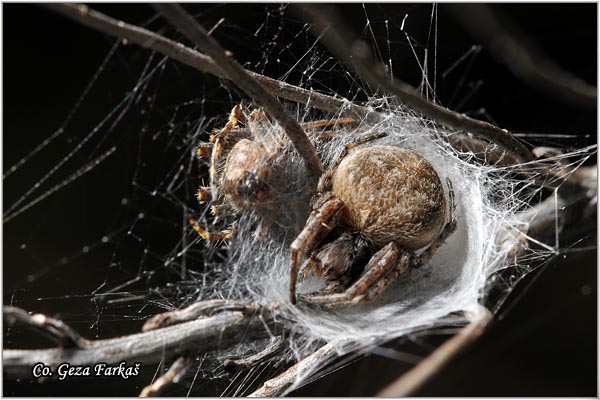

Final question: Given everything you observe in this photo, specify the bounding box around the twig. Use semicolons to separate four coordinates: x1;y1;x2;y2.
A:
139;356;194;397
154;4;323;178
3;306;87;349
294;4;534;164
3;302;279;380
223;336;285;374
41;4;372;122
377;305;492;396
42;3;533;167
143;299;260;332
448;4;596;109
248;341;342;397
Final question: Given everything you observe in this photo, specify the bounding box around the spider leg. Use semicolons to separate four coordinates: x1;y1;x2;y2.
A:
303;117;357;145
196;142;213;158
298;242;410;307
290;194;345;304
300;117;356;131
210;104;245;196
299;256;318;280
188;217;236;241
196;186;212;203
318;131;388;192
416;178;458;266
352;252;411;304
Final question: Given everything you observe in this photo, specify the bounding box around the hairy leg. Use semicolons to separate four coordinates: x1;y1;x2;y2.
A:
290;194;345;303
298;242;410;307
188;217;236;241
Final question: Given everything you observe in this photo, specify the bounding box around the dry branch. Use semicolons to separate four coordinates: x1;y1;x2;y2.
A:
448;4;597;109
3;162;596;390
42;3;534;168
154;4;323;177
377;306;492;396
139;356;194;397
3;303;280;380
42;4;372;122
295;4;534;164
248;341;342;397
3;306;87;349
6;4;597;397
223;336;285;374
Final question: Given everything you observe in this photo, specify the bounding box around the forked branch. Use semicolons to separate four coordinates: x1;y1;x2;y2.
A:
44;3;533;168
154;4;323;177
3;302;281;380
42;4;372;121
3;163;596;392
295;4;534;164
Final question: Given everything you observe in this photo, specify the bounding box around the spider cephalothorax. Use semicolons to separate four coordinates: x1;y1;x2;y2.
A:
191;105;355;240
290;142;457;307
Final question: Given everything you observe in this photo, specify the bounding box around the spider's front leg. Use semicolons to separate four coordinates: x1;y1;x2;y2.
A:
298;242;411;308
188;217;236;241
290;193;345;304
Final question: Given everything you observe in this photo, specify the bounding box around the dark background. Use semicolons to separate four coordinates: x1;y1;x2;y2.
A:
3;3;597;396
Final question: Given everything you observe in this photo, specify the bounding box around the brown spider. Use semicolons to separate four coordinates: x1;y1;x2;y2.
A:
290;138;457;307
190;105;355;241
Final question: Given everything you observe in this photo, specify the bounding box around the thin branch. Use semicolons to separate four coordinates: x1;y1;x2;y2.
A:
139;356;194;397
42;4;372;122
3;306;87;349
3;303;279;380
3;163;595;387
223;336;285;374
248;341;342;397
43;3;536;168
154;4;323;178
142;299;261;332
294;4;534;164
448;4;596;109
377;306;492;396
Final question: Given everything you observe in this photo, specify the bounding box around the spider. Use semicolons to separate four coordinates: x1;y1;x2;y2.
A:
190;105;355;241
289;138;457;307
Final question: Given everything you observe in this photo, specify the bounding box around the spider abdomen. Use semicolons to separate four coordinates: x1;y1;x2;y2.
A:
332;146;446;249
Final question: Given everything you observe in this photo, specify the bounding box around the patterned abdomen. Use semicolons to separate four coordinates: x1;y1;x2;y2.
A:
332;146;446;249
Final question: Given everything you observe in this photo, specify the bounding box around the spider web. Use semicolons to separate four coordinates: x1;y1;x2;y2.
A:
3;3;597;396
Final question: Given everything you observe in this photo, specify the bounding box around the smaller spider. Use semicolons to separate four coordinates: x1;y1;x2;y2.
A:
190;105;355;241
289;138;457;307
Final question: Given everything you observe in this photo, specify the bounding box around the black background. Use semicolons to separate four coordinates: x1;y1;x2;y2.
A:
3;3;597;396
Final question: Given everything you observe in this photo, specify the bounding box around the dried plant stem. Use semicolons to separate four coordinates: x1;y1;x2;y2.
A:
3;306;87;349
248;341;341;397
43;4;533;167
296;4;534;164
142;299;261;332
42;4;372;122
3;162;595;388
377;306;492;396
448;4;596;109
223;336;285;374
139;356;194;397
3;305;277;380
154;4;323;177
